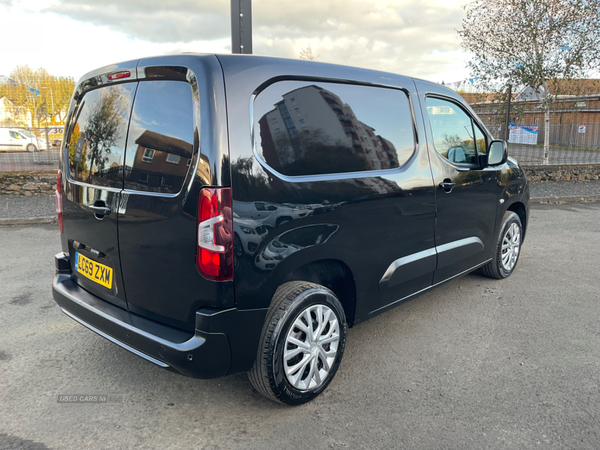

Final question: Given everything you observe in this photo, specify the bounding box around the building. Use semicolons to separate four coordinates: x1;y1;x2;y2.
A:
0;96;31;127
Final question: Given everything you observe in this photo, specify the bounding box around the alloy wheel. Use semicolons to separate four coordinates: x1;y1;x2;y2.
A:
283;303;340;391
501;222;521;271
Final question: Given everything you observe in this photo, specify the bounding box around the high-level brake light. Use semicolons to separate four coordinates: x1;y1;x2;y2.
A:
107;71;131;81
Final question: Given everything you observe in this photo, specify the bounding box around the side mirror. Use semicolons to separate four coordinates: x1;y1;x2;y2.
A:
488;140;508;166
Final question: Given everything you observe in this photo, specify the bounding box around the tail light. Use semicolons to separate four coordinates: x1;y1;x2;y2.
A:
55;170;63;234
196;188;233;281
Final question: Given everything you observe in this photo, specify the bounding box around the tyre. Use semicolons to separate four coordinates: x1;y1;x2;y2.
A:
26;143;36;152
248;281;347;405
479;211;522;279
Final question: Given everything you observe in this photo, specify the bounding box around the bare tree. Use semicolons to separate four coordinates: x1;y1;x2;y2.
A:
459;0;600;164
300;44;319;61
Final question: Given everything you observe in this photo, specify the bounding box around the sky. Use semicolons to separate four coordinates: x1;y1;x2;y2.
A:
0;0;472;84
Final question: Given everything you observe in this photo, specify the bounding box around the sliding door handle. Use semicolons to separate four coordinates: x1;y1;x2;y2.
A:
439;180;456;192
88;205;111;216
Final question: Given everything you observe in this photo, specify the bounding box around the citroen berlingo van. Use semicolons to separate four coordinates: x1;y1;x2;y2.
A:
52;54;529;405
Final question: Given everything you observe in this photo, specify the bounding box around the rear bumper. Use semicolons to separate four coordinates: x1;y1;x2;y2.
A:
52;254;267;379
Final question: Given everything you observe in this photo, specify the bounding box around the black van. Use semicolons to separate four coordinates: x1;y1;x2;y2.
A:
52;54;529;405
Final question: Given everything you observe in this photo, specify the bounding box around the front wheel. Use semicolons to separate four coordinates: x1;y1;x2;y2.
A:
248;281;347;405
479;211;523;279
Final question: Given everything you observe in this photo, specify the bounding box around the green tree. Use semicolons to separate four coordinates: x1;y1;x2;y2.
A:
0;65;75;127
459;0;600;164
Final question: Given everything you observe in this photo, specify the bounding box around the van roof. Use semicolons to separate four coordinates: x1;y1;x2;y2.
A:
76;53;444;94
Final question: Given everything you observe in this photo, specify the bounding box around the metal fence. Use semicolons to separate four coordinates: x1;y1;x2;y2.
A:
2;123;600;173
0;126;61;171
488;123;600;165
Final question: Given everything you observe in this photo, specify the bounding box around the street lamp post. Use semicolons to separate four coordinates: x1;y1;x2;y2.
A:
231;0;252;54
505;84;512;142
41;86;55;149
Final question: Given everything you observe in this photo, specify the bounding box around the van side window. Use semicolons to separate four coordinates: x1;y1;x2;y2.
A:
66;83;136;187
253;81;415;177
425;97;482;166
124;80;194;193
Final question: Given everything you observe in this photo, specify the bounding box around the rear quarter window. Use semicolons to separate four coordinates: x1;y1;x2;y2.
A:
253;81;415;177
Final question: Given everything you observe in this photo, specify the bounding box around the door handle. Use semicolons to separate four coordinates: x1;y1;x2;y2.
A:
88;205;111;216
439;180;456;192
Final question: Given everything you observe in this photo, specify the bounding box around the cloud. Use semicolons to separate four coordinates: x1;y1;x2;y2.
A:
35;0;470;80
44;0;230;42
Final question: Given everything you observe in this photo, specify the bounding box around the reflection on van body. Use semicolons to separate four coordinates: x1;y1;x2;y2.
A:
233;200;312;228
255;224;339;271
124;130;192;193
124;80;195;194
67;83;135;188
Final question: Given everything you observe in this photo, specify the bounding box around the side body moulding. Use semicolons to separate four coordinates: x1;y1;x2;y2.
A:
379;237;485;290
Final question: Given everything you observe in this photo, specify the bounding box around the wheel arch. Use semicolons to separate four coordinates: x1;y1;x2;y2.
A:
281;259;357;326
506;201;527;240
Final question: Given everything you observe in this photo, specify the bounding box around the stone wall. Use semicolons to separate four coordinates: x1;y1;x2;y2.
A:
523;165;600;182
1;165;599;196
0;171;57;196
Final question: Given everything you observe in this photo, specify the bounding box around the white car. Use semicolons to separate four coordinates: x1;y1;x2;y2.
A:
233;212;268;257
233;200;312;229
0;128;46;152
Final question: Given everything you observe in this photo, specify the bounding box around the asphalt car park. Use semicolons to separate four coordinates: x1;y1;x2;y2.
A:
1;201;599;449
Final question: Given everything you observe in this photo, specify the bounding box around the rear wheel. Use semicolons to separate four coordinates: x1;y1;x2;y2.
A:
479;211;522;279
248;281;347;405
26;143;36;152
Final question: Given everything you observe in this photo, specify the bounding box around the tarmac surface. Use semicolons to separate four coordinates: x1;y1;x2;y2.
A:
0;201;599;449
1;180;600;225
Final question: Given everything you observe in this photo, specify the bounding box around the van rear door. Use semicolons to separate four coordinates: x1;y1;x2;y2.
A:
62;80;137;310
116;58;232;332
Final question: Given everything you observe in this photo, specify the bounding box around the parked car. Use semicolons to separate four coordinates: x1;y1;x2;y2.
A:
233;211;268;258
233;200;312;228
254;224;339;271
0;128;45;151
52;54;529;405
39;126;65;148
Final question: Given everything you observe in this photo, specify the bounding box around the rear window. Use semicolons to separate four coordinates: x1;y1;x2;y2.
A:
124;80;195;194
66;83;136;188
253;81;415;177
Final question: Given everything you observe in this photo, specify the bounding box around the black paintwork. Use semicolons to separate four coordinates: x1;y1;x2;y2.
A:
53;54;529;378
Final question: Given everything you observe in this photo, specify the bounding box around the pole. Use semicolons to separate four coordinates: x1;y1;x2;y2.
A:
231;0;252;54
49;89;54;123
504;84;512;142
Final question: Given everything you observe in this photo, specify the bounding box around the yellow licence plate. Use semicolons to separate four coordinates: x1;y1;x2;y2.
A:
75;252;113;289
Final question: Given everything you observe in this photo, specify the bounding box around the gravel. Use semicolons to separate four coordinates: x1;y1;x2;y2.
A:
529;180;600;199
0;195;55;220
2;203;600;449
